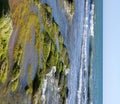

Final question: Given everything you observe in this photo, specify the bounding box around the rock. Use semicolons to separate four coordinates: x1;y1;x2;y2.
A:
0;0;69;103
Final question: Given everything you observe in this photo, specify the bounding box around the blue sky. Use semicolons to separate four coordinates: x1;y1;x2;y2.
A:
103;0;120;104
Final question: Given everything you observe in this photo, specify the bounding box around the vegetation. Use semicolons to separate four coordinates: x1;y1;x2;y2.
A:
0;14;12;83
0;0;70;103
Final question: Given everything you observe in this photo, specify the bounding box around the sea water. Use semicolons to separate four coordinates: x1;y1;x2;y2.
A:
91;0;102;104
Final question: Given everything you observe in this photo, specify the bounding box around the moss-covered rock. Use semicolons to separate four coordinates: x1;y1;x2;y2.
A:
0;0;70;103
0;14;12;83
